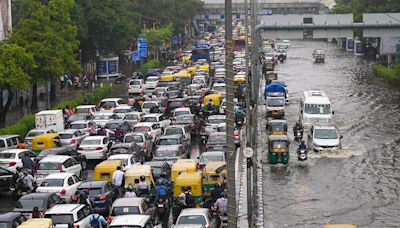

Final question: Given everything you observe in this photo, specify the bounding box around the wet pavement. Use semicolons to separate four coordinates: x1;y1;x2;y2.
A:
260;40;400;228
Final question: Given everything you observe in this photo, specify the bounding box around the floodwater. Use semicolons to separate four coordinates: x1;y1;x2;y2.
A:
261;40;400;228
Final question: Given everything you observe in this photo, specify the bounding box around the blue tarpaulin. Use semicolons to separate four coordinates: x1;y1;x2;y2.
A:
264;83;286;99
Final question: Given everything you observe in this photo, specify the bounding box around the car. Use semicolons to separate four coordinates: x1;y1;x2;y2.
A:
59;129;86;149
141;114;171;130
123;112;144;128
216;123;240;147
113;106;136;119
164;125;191;141
104;120;133;137
36;173;82;203
144;69;161;78
0;149;36;173
0;167;13;193
0;212;27;228
128;79;144;94
123;132;153;161
108;142;144;162
44;204;92;227
36;155;83;183
153;145;186;165
197;151;225;169
133;123;162;143
0;135;21;152
107;154;140;171
144;161;171;181
75;105;97;115
69;120;95;135
145;76;159;87
172;108;192;120
157;135;190;158
206;132;226;151
109;214;153;228
78;136;111;160
24;128;56;147
166;98;188;115
109;198;155;222
141;101;161;115
13;193;65;219
35;148;87;170
92;113;120;128
65;114;94;129
174;115;200;135
155;87;169;96
71;181;116;215
307;125;343;152
175;208;216;228
212;83;226;97
99;98;129;111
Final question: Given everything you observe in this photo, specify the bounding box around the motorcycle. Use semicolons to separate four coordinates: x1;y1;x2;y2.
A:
11;178;35;200
278;54;285;63
294;129;303;142
235;116;244;128
155;198;169;228
297;148;308;161
212;207;227;228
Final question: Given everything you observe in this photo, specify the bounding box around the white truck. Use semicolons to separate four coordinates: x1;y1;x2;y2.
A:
35;110;64;132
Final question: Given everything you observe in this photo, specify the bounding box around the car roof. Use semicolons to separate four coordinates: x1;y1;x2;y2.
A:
209;132;226;137
83;136;106;140
134;122;154;127
174;107;190;111
0;149;31;154
201;151;224;157
144;161;168;166
156;145;180;151
166;125;185;129
208;115;226;119
108;154;132;160
143;113;162;117
313;124;337;130
112;197;143;207
179;208;209;216
105;120;125;124
39;155;71;163
76;105;96;108
59;129;80;134
159;134;181;139
70;120;90;124
45;204;83;214
110;215;150;226
19;192;53;200
100;98;122;102
44;172;74;179
125;132;146;137
0;212;22;222
0;135;19;139
78;181;107;188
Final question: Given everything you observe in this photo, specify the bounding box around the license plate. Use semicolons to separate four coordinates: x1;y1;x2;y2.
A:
272;111;279;114
214;146;223;150
9;187;15;191
158;204;164;208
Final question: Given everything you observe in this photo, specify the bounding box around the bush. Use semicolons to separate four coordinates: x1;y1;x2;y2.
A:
372;64;400;82
0;85;114;137
140;59;160;74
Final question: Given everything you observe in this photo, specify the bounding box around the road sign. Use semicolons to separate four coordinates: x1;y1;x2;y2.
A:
172;36;178;45
137;38;148;58
243;147;254;158
132;51;140;61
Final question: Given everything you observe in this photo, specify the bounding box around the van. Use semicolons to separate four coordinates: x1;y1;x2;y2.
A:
0;135;20;152
300;91;333;127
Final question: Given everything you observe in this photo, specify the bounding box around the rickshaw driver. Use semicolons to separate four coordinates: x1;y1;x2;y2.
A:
206;99;213;111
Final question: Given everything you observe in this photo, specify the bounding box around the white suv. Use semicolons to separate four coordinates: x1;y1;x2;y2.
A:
128;79;144;94
141;114;171;130
45;204;92;228
307;125;343;152
37;155;82;182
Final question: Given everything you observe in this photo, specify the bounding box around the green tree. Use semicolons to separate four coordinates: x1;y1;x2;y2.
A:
0;43;36;127
334;0;400;21
144;25;173;59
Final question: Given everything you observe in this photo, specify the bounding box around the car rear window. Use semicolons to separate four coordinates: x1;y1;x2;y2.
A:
59;134;73;139
40;179;64;187
130;80;141;85
81;139;101;145
133;127;151;132
26;131;44;138
0;153;15;159
159;139;179;145
45;214;74;225
112;206;140;216
38;162;61;170
77;188;102;196
100;101;116;108
142;103;157;109
124;135;144;143
114;109;130;113
177;215;206;225
70;124;87;129
15;198;46;210
142;117;157;122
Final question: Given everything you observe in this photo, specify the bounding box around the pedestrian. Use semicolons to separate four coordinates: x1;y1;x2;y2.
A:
112;166;124;197
32;207;40;218
89;213;107;228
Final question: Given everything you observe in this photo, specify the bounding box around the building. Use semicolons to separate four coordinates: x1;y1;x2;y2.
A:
0;0;11;41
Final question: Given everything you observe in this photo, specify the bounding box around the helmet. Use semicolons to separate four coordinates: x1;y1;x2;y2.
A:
160;172;166;178
220;192;227;198
128;184;134;192
301;140;305;144
156;179;164;186
140;175;145;181
183;186;189;192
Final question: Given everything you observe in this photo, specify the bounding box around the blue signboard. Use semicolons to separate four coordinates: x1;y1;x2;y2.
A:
137;38;148;58
236;14;240;19
172;36;178;45
258;8;272;15
132;51;140;61
96;60;107;75
205;15;209;20
108;60;117;74
347;39;354;50
220;15;224;20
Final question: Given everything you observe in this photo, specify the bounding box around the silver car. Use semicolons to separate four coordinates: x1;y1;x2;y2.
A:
59;129;86;149
123;132;153;161
307;124;343;152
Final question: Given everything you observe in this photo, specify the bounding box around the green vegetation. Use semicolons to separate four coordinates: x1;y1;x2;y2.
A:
334;0;400;21
372;64;400;83
0;85;114;137
144;25;173;59
140;60;161;74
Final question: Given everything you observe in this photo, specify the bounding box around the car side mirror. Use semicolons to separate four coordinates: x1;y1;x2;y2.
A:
340;135;343;139
332;110;335;115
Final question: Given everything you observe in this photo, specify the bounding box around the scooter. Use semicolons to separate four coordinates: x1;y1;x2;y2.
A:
11;179;34;200
297;148;308;161
155;198;169;228
294;129;303;142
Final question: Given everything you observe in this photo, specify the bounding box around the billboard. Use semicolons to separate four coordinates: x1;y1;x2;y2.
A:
380;37;400;55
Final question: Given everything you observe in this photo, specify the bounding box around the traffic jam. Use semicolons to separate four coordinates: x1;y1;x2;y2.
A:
0;23;248;228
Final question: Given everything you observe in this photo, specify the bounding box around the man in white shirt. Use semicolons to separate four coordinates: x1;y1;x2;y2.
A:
112;166;124;197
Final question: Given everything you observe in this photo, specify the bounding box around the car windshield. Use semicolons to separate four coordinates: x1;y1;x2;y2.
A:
45;214;74;225
68;115;87;122
271;124;285;132
124;114;139;120
40;179;64;187
130;80;141;85
114;109;130;113
105;123;122;130
169;101;184;108
187;98;200;104
213;86;226;93
78;187;102;196
208;118;225;124
176;115;194;124
70;124;87;129
110;148;131;154
142;103;157;109
15;198;46;209
267;98;285;107
177;215;207;225
81;139;101;145
152;167;162;176
218;126;226;132
134;126;151;132
201;155;224;163
159;139;179;145
38;163;61;170
124;135;143;143
94;115;112;120
174;111;190;117
142;117;157;122
0;153;15;159
59;134;73;139
155;149;178;157
165;128;183;135
271;141;288;149
112;206;140;216
314;128;338;139
192;79;204;84
147;77;158;82
26;131;44;138
305;104;331;114
100;101;116;108
208;134;226;144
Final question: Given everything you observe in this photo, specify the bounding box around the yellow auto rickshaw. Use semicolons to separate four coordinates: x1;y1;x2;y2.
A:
32;133;61;154
265;60;274;71
173;170;203;207
323;225;357;228
203;93;222;113
182;54;191;62
265;71;278;85
124;165;155;191
171;159;197;182
93;160;122;182
187;66;197;76
176;70;191;79
17;218;53;228
233;76;246;88
267;119;288;135
202;161;226;196
160;74;175;81
198;64;209;72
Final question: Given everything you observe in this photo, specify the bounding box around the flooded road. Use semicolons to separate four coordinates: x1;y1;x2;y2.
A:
261;40;400;227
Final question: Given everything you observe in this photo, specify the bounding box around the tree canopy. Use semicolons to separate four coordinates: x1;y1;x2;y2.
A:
334;0;400;21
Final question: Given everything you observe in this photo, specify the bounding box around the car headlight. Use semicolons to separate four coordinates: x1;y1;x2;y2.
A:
313;142;320;147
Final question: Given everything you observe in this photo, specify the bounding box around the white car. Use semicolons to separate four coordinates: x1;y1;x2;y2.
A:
307;125;343;152
141;101;160;114
36;155;82;183
98;98;129;111
123;112;144;128
175;208;216;228
92;113;120;127
44;204;92;228
133;123;162;142
145;76;159;87
212;83;226;97
25;128;56;147
69;120;95;135
75;105;97;115
172;108;192;119
141;114;171;130
36;173;82;203
109;215;153;228
107;154;139;171
0;149;36;173
164;125;191;141
59;129;86;149
128;79;144;94
113;106;136;119
77;136;110;160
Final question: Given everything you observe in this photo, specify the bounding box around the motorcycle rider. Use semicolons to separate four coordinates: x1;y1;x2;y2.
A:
206;99;214;112
137;175;149;197
179;186;195;208
211;183;223;203
19;170;35;192
293;122;304;139
214;192;228;227
21;153;34;175
298;140;307;151
158;173;171;187
124;184;137;198
155;179;169;227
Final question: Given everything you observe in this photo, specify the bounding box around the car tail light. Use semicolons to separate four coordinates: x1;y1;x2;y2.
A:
108;215;112;222
60;165;65;172
96;147;104;150
71;195;78;202
73;225;79;228
8;162;16;167
70;139;76;144
60;189;67;196
100;194;107;200
234;131;239;137
129;85;132;89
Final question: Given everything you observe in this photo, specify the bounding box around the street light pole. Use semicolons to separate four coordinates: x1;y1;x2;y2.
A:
225;0;237;227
